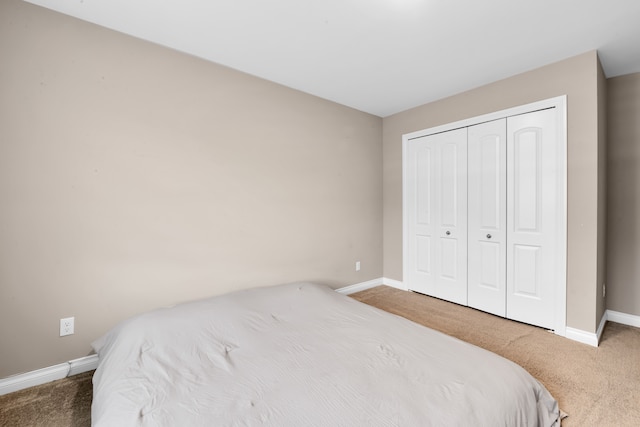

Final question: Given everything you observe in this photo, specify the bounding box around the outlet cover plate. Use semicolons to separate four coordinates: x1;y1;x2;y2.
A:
60;317;74;337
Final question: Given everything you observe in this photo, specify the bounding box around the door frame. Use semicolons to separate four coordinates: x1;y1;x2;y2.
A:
402;95;567;337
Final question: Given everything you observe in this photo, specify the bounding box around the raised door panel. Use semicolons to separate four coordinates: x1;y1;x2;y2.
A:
468;119;507;316
506;109;557;329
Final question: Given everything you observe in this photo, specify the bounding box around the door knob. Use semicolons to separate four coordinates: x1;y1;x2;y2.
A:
486;234;492;239
446;231;451;236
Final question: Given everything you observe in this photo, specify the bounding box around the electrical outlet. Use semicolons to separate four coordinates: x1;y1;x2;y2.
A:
355;261;361;272
60;317;75;337
603;283;606;298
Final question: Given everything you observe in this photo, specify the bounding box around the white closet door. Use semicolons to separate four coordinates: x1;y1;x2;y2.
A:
405;128;468;305
468;119;507;317
506;109;558;329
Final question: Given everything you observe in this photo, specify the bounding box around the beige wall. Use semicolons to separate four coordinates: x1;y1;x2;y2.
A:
383;51;603;333
607;72;640;317
0;0;382;378
0;0;621;380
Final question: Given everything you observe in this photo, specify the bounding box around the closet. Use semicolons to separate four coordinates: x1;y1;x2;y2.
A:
403;98;566;332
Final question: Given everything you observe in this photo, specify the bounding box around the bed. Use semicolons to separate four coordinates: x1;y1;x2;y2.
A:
91;282;561;426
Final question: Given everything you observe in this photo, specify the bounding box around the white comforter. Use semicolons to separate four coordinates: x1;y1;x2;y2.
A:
91;282;561;426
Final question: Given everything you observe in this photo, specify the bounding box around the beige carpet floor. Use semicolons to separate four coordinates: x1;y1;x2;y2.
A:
0;370;92;427
351;286;640;427
1;285;638;426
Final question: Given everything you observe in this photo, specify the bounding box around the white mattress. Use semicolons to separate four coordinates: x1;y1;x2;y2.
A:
91;282;561;426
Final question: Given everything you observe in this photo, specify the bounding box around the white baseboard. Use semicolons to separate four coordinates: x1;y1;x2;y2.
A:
336;277;407;295
0;363;69;397
381;277;407;291
565;327;599;347
68;354;100;377
564;310;614;348
0;354;99;396
336;278;384;295
606;309;640;328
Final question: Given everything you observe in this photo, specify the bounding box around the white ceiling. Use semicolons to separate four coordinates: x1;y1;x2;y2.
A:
25;0;640;117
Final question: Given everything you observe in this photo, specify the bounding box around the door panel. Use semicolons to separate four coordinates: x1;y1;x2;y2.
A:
416;235;431;273
405;128;467;305
513;245;541;297
514;129;541;232
416;149;431;225
468;119;507;316
507;109;557;329
440;238;458;279
479;241;500;289
440;142;459;227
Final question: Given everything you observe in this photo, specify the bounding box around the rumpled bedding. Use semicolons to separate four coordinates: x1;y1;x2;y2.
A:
91;282;561;426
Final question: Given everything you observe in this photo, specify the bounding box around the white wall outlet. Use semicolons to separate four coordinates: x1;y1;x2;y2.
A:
60;317;75;337
355;261;361;272
603;283;606;298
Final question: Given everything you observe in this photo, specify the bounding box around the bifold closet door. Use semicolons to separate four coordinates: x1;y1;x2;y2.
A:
405;102;564;331
506;108;558;329
405;128;468;305
468;119;507;317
